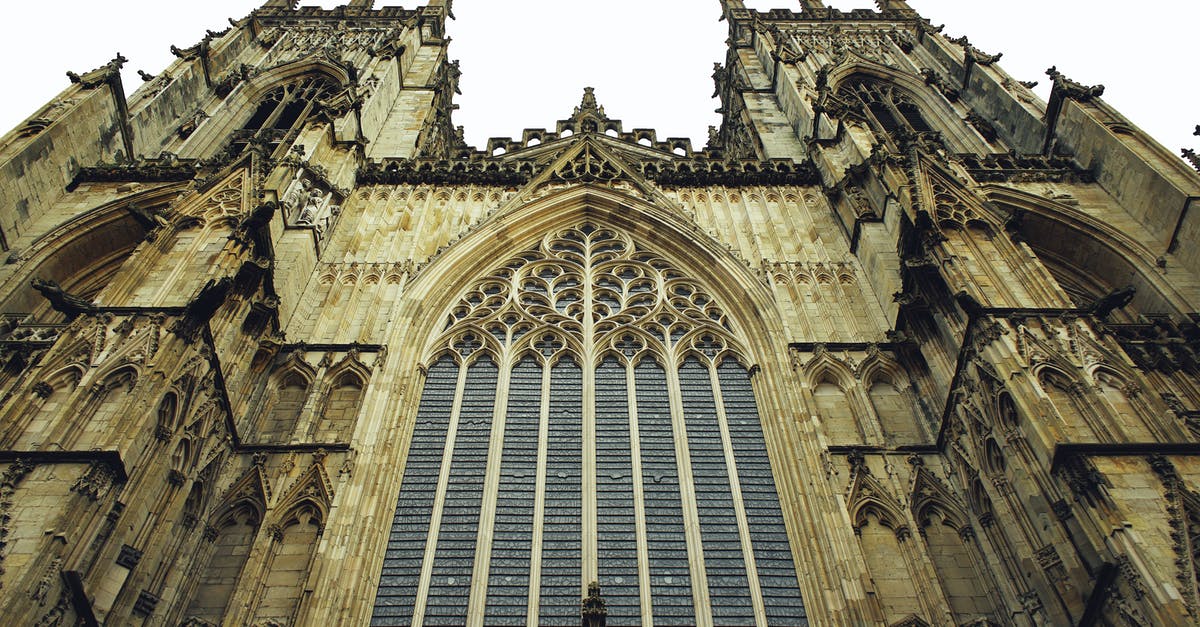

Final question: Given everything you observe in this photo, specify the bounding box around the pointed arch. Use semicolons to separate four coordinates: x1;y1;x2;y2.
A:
0;184;185;320
184;463;270;624
826;63;986;152
256;462;331;625
910;467;998;624
183;58;352;159
910;468;970;532
984;185;1193;317
847;470;906;533
370;184;818;624
256;352;317;443
313;352;371;442
847;465;924;623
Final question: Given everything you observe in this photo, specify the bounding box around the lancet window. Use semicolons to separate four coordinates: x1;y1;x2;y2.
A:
373;223;807;626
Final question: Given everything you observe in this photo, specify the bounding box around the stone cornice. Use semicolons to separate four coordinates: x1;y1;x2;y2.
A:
358;157;820;188
957;153;1093;184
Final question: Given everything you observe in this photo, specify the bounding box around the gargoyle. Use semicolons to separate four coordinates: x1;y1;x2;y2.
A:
171;277;233;342
1089;285;1136;319
31;278;94;320
125;204;169;233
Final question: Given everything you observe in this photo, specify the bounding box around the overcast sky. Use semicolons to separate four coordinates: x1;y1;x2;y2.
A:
0;1;1195;158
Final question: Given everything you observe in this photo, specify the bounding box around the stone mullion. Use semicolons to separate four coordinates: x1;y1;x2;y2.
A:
582;247;598;591
140;495;198;607
664;354;713;627
338;268;370;344
785;270;815;339
995;424;1098;617
707;362;768;627
959;523;1019;621
465;345;513;627
287;524;324;626
977;514;1054;622
625;358;654;626
411;360;469;625
525;359;553;625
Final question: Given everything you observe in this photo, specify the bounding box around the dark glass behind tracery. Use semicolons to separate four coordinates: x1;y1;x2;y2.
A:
539;358;583;624
424;357;497;625
484;357;541;625
637;358;695;625
719;359;808;624
681;358;755;624
371;355;457;626
596;357;639;624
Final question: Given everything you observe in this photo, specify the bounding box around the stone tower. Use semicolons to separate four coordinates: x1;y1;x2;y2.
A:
0;0;1197;625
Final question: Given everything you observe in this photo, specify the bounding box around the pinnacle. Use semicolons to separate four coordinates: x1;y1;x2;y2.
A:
573;86;607;121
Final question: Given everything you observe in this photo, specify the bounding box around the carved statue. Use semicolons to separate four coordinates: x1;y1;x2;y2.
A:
239;201;278;233
581;581;607;627
712;63;727;98
31;278;94;320
299;188;323;225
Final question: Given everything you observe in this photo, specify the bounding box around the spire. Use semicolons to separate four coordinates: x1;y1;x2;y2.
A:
799;0;826;10
260;0;297;8
874;0;913;9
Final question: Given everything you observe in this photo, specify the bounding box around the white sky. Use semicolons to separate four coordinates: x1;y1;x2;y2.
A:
0;1;1196;158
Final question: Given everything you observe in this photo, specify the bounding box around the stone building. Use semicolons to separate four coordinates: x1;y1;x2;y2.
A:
0;0;1197;624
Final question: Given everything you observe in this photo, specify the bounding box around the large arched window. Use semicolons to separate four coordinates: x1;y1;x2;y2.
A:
228;76;337;158
372;224;807;626
838;78;933;139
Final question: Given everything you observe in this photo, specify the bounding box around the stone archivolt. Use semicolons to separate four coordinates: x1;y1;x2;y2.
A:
0;1;1196;626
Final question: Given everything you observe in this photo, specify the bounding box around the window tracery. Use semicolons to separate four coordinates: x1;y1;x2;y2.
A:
374;223;806;625
228;76;337;159
837;77;934;139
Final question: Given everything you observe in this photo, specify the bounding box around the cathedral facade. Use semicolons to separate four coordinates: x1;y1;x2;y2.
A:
0;0;1198;625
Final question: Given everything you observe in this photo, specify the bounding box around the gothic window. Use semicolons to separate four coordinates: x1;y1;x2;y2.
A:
184;503;261;622
917;506;996;624
156;392;179;436
372;223;808;626
315;373;364;441
813;376;859;444
868;377;917;445
229;76;337;158
857;511;922;623
838;78;934;139
256;505;322;623
1095;370;1150;440
260;373;309;443
1038;369;1089;441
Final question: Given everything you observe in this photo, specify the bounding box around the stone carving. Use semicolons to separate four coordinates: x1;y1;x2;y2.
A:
1046;65;1104;101
66;53;126;88
71;461;118;501
31;279;94;321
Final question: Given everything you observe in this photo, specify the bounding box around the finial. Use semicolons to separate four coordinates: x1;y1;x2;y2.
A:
582;582;607;627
